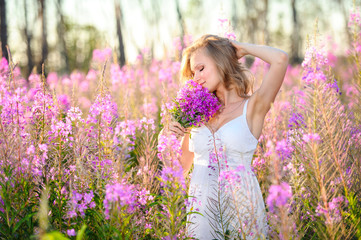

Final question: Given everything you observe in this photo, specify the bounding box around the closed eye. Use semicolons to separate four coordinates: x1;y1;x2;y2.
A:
200;66;204;72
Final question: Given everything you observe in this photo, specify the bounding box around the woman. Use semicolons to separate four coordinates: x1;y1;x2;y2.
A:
164;35;288;239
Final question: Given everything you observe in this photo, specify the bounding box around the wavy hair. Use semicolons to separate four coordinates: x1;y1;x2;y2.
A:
180;34;254;98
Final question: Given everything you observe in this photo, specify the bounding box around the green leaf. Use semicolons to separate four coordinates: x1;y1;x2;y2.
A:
76;224;87;240
41;231;70;240
13;212;36;233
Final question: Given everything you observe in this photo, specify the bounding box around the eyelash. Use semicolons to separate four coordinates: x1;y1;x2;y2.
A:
191;66;204;76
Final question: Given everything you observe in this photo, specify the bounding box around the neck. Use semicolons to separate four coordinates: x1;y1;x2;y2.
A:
215;85;242;106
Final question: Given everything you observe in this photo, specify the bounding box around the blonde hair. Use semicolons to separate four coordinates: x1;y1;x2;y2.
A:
180;34;254;98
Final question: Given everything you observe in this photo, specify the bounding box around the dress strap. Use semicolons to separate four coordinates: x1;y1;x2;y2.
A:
242;99;249;116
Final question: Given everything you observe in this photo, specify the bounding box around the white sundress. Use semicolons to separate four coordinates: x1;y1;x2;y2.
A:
187;99;268;240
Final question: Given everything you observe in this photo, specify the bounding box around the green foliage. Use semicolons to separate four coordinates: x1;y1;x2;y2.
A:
153;175;189;239
63;17;104;73
0;165;38;239
345;192;361;239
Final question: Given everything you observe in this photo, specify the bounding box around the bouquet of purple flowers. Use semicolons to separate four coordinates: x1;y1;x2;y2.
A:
168;79;221;128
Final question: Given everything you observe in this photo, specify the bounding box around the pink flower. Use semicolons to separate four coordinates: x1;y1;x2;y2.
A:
46;72;58;89
67;229;76;236
302;133;321;143
86;94;118;125
57;94;71;112
267;182;292;212
39;144;48;152
26;145;35;155
103;181;137;219
0;57;8;73
92;48;112;63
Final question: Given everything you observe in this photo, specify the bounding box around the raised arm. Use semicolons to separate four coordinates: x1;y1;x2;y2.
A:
231;41;289;138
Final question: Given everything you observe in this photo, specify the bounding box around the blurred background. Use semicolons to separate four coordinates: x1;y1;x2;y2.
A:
0;0;359;79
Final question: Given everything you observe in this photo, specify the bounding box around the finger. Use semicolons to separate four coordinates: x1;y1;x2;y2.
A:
171;121;186;132
169;126;184;136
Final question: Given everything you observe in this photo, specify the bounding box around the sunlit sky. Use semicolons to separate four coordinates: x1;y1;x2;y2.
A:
7;0;351;65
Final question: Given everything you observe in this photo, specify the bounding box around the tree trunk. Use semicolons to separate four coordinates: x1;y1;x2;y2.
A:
231;0;239;36
114;0;126;66
39;0;48;68
263;0;269;44
337;0;352;48
244;0;257;43
175;0;185;59
290;0;302;64
23;0;33;79
56;0;70;73
0;0;8;61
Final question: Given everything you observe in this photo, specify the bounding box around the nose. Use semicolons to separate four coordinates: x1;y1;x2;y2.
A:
194;72;201;82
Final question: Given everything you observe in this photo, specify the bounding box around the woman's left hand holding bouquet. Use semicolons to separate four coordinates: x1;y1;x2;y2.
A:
161;120;190;140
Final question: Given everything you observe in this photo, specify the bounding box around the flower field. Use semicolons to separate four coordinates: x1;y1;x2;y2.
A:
1;10;361;240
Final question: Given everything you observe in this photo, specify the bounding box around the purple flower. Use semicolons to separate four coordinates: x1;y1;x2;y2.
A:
302;46;328;72
67;229;76;236
49;118;72;142
113;119;137;153
30;91;59;122
302;71;327;84
316;196;346;224
57;94;71;112
92;48;112;63
26;145;35;155
267;182;292;212
288;112;306;128
275;139;294;160
103;181;137;219
160;165;185;189
0;57;9;74
66;107;84;125
218;16;236;40
218;164;246;191
168;79;221;128
302;133;321;143
66;190;95;219
86;94;118;125
349;8;361;28
83;191;94;204
325;78;341;94
46;72;58;89
67;210;77;218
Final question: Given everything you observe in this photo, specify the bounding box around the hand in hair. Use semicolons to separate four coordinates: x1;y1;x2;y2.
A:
230;40;248;59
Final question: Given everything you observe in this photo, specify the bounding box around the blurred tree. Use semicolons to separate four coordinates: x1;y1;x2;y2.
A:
231;0;238;33
21;0;34;79
0;0;8;61
185;0;202;34
64;20;102;73
263;0;269;44
115;0;125;66
136;0;162;60
175;0;186;59
290;0;302;64
38;0;48;70
336;0;352;47
56;0;70;73
242;0;269;44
